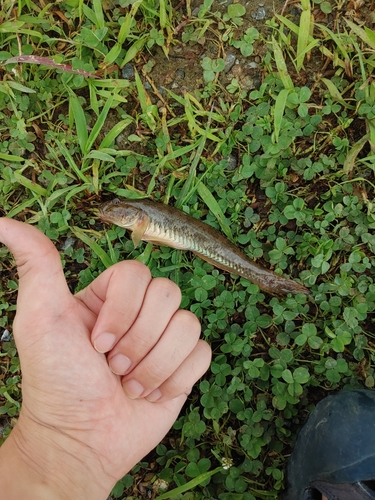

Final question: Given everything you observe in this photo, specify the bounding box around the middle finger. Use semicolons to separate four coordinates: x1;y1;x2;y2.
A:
108;277;181;375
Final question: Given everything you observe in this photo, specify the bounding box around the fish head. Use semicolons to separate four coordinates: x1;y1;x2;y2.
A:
99;198;143;229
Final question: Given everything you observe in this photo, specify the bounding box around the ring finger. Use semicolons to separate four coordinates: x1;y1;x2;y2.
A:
120;310;202;399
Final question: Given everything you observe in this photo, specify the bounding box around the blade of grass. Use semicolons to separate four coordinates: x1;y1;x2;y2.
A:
69;92;88;155
104;42;123;65
45;184;90;210
159;0;167;28
51;141;89;184
6;195;39;218
85;151;115;162
197;182;233;241
183;93;221;142
175;135;205;207
134;69;158;131
7;81;35;93
83;94;114;155
273;88;290;142
118;0;143;44
296;0;312;70
121;37;148;67
146;140;201;194
71;226;114;268
105;232;118;265
5;55;98;77
271;36;294;90
135;242;153;265
0;153;24;162
343;135;369;175
316;24;351;62
321;78;355;108
156;467;223;499
345;18;375;50
92;0;105;29
13;171;47;196
88;80;99;116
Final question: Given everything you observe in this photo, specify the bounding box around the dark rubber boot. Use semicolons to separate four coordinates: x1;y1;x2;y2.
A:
285;390;375;500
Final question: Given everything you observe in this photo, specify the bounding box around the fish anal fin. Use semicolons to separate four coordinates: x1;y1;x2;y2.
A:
193;251;232;275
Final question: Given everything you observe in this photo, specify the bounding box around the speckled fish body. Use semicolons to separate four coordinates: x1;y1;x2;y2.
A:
99;198;310;296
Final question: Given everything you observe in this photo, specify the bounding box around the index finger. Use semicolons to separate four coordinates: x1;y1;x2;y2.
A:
75;260;152;351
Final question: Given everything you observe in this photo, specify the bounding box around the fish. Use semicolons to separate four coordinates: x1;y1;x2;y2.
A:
99;198;310;296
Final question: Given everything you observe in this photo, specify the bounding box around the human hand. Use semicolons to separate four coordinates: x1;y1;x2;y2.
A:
0;218;211;500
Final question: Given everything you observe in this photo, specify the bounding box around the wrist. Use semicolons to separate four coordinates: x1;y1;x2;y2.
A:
0;413;115;500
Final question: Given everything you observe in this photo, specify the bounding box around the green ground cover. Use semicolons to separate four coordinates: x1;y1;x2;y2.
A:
0;0;375;498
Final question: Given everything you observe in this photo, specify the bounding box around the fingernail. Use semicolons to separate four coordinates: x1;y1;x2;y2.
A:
146;388;162;402
109;354;132;375
122;379;144;399
94;332;116;353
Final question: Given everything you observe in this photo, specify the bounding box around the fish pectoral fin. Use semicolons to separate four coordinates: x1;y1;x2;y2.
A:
131;214;150;248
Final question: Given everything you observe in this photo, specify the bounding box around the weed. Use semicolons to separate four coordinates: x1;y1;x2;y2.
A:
1;1;375;498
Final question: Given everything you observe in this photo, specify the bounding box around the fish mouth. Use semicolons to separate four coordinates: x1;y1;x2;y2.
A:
97;207;111;223
98;199;120;222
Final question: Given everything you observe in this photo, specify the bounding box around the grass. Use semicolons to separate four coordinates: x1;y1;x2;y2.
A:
1;0;375;498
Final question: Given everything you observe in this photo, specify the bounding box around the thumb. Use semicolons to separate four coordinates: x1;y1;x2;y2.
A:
0;218;71;314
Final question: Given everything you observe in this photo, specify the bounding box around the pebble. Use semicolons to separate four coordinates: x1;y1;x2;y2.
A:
224;53;236;73
122;63;135;79
175;68;185;80
60;237;76;251
1;329;11;342
244;61;258;69
242;76;255;91
219;0;233;6
225;154;238;170
252;7;266;20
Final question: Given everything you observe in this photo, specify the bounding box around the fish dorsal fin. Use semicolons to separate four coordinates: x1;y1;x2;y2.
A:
131;213;150;248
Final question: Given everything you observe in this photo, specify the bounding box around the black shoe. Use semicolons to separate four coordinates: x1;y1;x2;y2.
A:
285;390;375;500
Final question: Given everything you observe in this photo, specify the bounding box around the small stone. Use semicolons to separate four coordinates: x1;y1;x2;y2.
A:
121;63;134;80
241;76;255;91
224;53;236;73
1;329;11;342
153;478;169;493
175;68;185;80
225;154;238;170
252;7;266;20
60;237;76;251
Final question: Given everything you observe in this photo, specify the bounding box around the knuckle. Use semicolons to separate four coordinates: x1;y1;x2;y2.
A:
116;260;152;282
196;340;212;364
144;359;169;383
174;309;201;335
125;326;154;352
150;278;182;303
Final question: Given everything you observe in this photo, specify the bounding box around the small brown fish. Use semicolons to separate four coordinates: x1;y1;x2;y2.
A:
99;198;310;296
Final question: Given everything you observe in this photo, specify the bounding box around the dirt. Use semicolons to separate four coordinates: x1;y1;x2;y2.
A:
100;0;375;154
